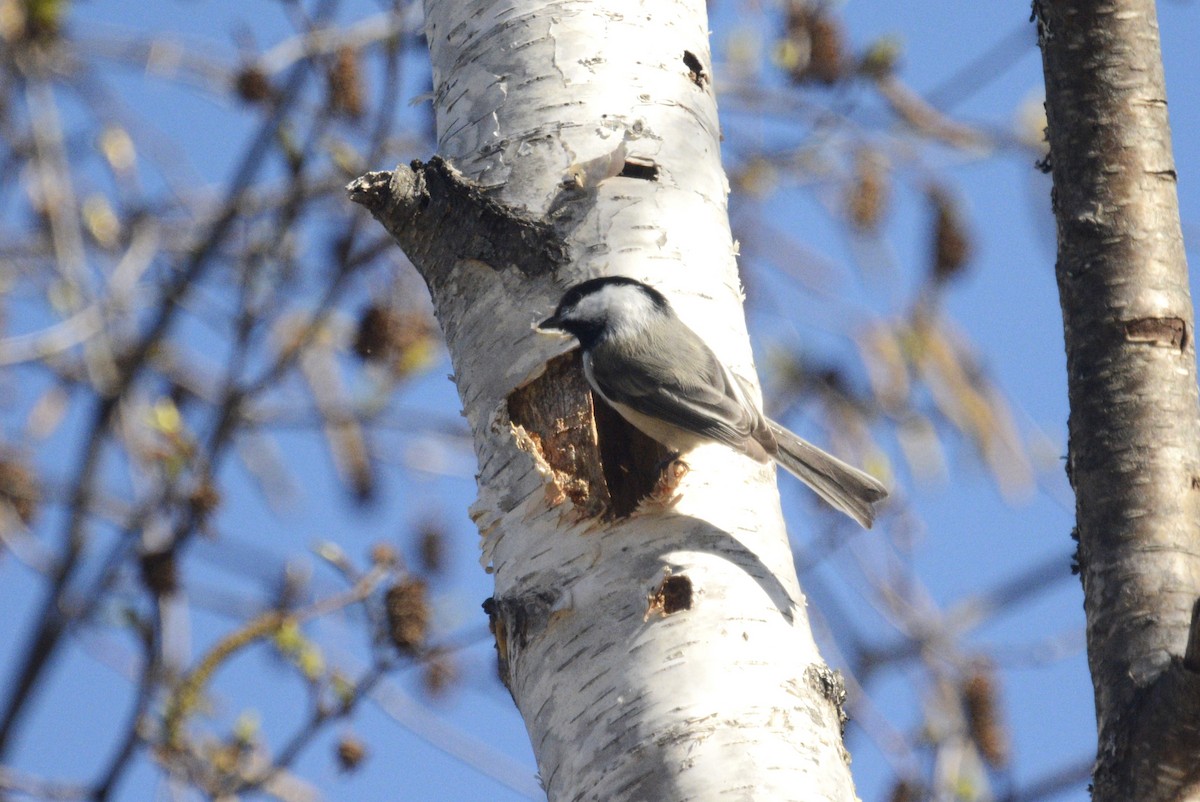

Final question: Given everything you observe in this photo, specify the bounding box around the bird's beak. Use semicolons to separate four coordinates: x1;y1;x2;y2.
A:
537;315;562;333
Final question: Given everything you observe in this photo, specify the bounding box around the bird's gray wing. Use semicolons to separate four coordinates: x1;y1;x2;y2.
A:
588;334;760;451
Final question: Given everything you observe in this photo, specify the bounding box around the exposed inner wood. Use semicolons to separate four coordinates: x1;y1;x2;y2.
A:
507;351;667;518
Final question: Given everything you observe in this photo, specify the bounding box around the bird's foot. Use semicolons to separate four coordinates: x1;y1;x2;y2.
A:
647;457;689;507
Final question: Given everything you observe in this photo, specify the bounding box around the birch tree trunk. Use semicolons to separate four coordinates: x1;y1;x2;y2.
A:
1035;2;1200;799
350;0;857;799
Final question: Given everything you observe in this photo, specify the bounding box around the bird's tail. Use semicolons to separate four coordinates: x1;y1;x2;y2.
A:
767;420;888;529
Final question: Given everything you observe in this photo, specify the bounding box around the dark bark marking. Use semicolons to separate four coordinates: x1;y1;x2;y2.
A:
805;663;849;736
484;589;563;693
1123;316;1187;351
618;158;659;181
682;50;708;88
647;573;693;617
1184;599;1200;674
482;596;511;689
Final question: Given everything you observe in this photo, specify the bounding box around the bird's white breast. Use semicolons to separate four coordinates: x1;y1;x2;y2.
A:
581;351;707;454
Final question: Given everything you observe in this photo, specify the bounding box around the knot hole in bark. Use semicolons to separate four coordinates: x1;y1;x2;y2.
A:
646;572;693;619
683;50;708;88
618;157;659;181
507;351;669;518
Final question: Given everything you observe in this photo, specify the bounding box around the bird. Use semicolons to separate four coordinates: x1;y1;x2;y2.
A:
537;276;888;528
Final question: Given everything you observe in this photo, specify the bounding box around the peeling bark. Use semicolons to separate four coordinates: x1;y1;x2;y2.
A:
1035;1;1200;799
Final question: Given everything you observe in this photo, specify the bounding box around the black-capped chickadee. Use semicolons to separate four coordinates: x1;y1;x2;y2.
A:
538;276;888;528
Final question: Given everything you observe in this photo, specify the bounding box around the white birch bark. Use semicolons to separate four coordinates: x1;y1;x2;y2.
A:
351;1;858;799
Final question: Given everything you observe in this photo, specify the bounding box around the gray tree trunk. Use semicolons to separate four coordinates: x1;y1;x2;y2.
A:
350;0;858;799
1035;2;1200;799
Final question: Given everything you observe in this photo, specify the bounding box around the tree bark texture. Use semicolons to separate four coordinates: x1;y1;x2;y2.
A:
350;1;858;800
1035;2;1200;799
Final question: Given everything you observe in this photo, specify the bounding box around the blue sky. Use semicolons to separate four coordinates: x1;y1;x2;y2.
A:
2;1;1199;800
